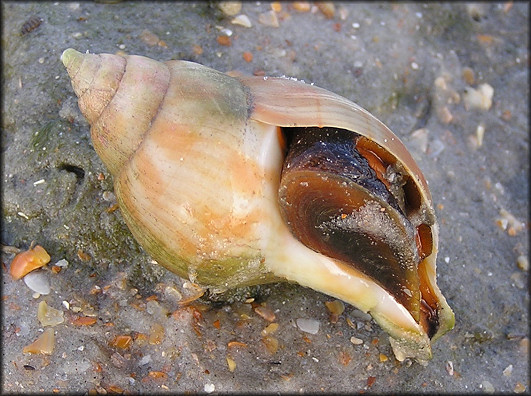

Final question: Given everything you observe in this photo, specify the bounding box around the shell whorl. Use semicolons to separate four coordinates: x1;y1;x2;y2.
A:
62;49;170;176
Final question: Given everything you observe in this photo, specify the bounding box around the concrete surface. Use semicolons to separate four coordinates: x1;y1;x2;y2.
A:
2;2;528;394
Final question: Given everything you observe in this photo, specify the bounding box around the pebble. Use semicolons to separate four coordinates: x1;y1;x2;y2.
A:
55;258;69;267
445;360;454;376
475;124;485;146
24;270;50;295
428;139;445;158
463;67;475;84
516;255;528;271
218;1;241;16
410;128;429;153
350;336;363;345
502;364;513;377
204;383;216;393
350;310;372;321
481;380;495;393
138;354;152;366
510;272;525;289
296;318;320;334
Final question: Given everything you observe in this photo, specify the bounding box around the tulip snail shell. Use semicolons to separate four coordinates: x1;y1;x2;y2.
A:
61;48;454;362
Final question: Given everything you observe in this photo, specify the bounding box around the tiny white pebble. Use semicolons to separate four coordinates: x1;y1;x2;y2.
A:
78;345;85;351
350;336;363;345
312;357;319;362
55;259;69;267
204;383;215;393
411;62;419;70
220;27;233;36
444;256;450;263
62;300;70;310
38;57;45;64
33;179;45;186
352;22;360;28
17;212;29;219
416;12;422;18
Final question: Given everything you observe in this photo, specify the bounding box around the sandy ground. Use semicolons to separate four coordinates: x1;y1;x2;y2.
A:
2;2;528;394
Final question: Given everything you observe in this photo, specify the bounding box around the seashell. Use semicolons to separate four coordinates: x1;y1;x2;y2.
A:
61;48;454;362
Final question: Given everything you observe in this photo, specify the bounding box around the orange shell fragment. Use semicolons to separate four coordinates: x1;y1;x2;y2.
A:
110;335;133;349
23;328;55;355
10;245;51;280
72;316;97;326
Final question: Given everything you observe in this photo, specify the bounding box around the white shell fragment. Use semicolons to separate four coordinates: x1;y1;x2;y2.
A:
55;258;69;267
24;270;51;295
463;83;494;111
231;14;252;28
296;318;320;334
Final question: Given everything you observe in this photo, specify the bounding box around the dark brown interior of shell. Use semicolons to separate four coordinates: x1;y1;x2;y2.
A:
279;127;439;338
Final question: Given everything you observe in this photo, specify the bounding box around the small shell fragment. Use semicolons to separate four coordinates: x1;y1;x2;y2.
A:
258;10;279;27
261;322;279;336
139;29;161;46
9;245;50;280
463;83;494;111
231;14;252;28
462;67;475;85
226;356;236;372
316;2;335;19
517;255;528;271
38;301;64;327
325;300;345;323
110;335;133;349
72;316;97;326
23;328;55;355
262;335;279;354
292;2;311;12
475;124;485;146
496;209;525;236
216;35;232;47
24;270;51;295
296;318;320;334
254;305;276;322
502;364;513;377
